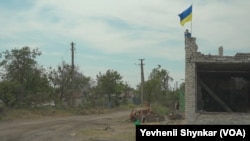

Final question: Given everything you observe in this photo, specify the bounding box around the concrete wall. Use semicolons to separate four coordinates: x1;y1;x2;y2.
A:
184;36;250;124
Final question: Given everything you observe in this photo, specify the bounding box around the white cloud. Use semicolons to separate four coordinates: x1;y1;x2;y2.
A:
1;0;249;88
194;1;250;54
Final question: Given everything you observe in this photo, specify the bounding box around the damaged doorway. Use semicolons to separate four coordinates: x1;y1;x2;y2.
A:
196;62;250;113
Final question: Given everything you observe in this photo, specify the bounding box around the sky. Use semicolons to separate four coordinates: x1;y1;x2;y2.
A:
0;0;250;89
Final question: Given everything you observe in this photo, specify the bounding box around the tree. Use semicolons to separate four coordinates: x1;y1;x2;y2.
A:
143;79;158;106
179;82;185;92
95;70;123;107
120;82;133;104
148;65;173;93
48;61;91;107
0;47;51;107
142;65;174;106
0;81;20;107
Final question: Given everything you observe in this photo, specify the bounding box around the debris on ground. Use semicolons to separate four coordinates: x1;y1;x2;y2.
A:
167;112;184;120
129;106;165;123
103;124;114;131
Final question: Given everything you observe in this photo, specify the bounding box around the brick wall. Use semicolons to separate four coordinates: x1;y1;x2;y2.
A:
184;36;250;124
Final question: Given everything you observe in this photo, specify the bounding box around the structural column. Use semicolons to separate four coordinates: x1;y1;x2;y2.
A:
184;36;198;124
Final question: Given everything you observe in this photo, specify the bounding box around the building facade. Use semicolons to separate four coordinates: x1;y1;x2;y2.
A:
185;35;250;124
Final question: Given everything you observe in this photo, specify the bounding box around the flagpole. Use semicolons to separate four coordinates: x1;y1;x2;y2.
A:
191;19;192;35
191;2;193;35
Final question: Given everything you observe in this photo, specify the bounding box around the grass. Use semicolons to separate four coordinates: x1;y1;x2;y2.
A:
0;106;74;121
0;102;170;122
150;102;170;115
0;103;139;121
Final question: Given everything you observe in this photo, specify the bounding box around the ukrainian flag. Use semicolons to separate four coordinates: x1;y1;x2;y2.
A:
178;5;192;26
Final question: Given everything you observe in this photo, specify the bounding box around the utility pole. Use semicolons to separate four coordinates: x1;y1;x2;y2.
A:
71;42;75;72
138;59;145;105
70;42;75;107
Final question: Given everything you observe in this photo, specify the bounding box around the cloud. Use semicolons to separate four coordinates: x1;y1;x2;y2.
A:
26;0;184;53
193;0;250;54
1;0;249;88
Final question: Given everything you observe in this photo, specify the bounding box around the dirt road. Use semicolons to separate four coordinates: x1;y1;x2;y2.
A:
0;110;135;141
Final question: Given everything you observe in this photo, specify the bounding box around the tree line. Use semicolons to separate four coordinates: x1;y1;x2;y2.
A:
0;47;184;110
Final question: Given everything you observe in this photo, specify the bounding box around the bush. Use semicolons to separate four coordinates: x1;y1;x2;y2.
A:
0;99;5;113
150;102;169;116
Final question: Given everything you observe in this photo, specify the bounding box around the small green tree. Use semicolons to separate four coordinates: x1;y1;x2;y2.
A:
143;65;173;106
48;61;91;107
148;65;173;94
95;70;123;108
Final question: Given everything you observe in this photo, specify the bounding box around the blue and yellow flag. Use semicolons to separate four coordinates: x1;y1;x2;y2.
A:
178;5;192;26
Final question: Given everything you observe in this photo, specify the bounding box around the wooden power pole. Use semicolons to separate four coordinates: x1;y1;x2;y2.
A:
70;42;75;107
139;59;145;105
71;42;75;72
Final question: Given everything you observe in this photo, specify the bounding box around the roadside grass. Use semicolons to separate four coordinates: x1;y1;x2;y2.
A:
0;102;171;122
0;107;73;121
0;103;139;121
150;102;170;115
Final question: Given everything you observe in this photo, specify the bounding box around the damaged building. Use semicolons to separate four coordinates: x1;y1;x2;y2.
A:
184;34;250;124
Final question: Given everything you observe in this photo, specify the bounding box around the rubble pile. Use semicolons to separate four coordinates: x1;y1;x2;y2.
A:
129;107;165;123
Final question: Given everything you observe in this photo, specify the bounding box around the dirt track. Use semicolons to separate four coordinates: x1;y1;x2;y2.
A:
0;110;135;141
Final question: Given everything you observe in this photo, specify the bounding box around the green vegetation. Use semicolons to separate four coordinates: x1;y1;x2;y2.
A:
0;103;136;121
0;46;184;120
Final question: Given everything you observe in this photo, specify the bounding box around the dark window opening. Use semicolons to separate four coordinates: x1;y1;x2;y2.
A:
196;62;250;113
